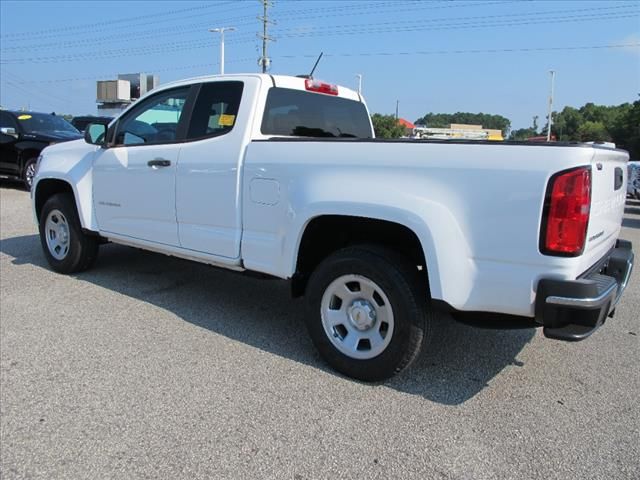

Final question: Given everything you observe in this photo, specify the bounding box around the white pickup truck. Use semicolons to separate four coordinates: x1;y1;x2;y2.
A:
32;74;634;381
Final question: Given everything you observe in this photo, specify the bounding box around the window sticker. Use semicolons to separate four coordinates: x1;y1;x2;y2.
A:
218;114;235;126
17;114;32;120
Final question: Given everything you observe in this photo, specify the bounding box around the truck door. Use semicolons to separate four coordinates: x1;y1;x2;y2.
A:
175;80;246;258
92;86;192;246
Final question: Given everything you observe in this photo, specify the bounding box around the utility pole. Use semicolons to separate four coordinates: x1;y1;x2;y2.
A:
355;74;362;95
258;0;275;73
395;100;399;120
546;70;556;142
209;27;235;75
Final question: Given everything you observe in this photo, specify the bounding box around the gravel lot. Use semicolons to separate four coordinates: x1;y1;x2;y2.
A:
1;184;638;479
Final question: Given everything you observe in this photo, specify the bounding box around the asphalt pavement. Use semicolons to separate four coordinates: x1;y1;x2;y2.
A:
1;184;638;479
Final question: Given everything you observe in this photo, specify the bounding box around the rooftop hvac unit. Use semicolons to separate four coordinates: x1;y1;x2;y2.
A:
146;75;159;93
97;80;131;102
117;73;158;99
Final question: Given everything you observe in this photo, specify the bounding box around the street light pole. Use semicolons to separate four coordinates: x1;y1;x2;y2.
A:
355;74;362;95
209;27;236;74
546;70;556;142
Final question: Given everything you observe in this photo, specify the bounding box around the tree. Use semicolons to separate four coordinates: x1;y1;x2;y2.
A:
509;116;539;140
547;106;583;141
613;99;640;158
545;100;639;157
509;128;537;141
371;114;405;138
576;121;611;142
415;112;511;137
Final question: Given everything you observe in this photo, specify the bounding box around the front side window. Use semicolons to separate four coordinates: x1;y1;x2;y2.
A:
186;81;244;140
115;87;189;146
261;87;373;139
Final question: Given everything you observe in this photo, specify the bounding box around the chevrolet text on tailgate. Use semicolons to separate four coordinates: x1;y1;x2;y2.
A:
32;74;634;381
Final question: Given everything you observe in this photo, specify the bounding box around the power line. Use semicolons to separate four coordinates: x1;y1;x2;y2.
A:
1;71;75;106
278;12;640;38
8;44;639;85
4;9;636;65
274;0;515;18
0;0;532;55
7;62;231;85
272;12;639;39
271;3;638;35
0;2;238;38
0;0;512;50
0;38;246;65
0;0;416;45
3;3;636;58
276;43;640;59
1;18;254;52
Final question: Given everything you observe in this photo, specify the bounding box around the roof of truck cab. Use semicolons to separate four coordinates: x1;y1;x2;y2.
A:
151;73;362;102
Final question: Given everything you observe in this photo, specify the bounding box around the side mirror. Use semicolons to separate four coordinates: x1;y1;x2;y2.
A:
84;123;107;146
0;127;18;138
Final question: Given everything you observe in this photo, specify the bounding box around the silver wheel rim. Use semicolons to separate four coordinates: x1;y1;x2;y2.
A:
44;209;70;260
25;163;36;187
320;274;394;360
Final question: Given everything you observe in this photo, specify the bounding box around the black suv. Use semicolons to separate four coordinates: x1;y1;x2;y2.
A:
0;110;82;189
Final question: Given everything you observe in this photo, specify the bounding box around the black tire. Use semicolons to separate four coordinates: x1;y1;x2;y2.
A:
38;193;99;274
22;158;37;190
305;245;432;381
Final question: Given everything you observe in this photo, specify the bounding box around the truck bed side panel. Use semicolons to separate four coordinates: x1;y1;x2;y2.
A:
241;140;599;317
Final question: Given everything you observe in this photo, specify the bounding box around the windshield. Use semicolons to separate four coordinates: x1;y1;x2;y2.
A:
16;113;80;134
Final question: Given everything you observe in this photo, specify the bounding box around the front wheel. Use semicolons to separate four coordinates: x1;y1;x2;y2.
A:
305;246;431;381
23;158;37;190
38;193;99;274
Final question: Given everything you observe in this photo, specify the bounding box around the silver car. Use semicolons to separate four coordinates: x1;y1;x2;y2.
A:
628;161;640;200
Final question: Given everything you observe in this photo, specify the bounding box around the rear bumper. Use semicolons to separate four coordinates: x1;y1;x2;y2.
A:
535;239;634;341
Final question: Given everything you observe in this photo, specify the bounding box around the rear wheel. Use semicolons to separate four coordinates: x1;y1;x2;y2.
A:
305;246;431;381
38;193;99;273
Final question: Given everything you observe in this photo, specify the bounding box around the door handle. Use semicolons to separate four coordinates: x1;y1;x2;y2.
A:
147;158;171;168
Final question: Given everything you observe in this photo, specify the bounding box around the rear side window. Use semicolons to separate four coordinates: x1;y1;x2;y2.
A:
186;81;244;140
261;87;372;139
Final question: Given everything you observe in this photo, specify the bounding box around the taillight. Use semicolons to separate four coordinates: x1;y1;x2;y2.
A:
540;166;591;256
304;79;338;95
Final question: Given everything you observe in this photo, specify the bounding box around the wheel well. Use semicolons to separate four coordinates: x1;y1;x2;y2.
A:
19;150;40;173
34;179;74;222
292;215;429;297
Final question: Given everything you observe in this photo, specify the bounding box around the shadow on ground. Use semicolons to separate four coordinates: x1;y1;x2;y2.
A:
623;217;640;229
0;234;535;405
0;181;27;192
623;199;640;228
625;207;640;216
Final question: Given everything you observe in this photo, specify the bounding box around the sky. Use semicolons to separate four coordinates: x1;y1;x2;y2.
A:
0;0;638;130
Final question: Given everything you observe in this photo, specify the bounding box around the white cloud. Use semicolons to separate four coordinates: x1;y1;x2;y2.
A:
619;33;640;56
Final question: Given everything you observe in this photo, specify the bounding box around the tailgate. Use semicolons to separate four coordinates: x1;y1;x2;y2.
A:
579;147;629;273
